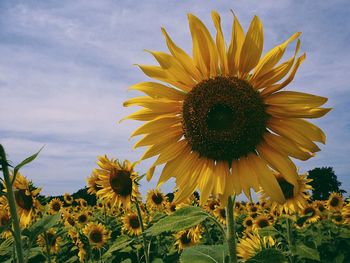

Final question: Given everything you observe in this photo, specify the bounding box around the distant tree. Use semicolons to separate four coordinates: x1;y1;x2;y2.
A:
308;167;346;200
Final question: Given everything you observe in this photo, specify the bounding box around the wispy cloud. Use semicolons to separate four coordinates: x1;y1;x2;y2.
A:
0;0;349;196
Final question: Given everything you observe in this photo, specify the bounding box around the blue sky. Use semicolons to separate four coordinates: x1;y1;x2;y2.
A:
0;0;349;198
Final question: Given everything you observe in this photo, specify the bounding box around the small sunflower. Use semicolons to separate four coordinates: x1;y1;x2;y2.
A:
37;229;62;255
243;216;254;230
86;171;102;195
48;198;63;214
146;189;167;210
301;205;319;223
76;211;89;226
123;212;144;236
331;212;344;225
204;197;220;214
95;155;140;209
0;209;11;239
174;226;202;251
62;212;76;228
260;173;312;214
313;200;327;214
124;11;330;206
237;232;276;260
342;203;350;224
83;222;110;249
64;193;73;205
327;192;344;211
253;214;272;231
214;206;227;225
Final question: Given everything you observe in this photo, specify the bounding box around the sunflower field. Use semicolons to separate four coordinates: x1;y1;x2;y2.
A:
1;10;349;263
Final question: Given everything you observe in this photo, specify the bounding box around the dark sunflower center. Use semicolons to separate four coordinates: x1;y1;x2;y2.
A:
180;232;191;245
67;217;75;226
334;215;342;222
109;169;133;197
129;215;140;229
52;202;61;211
182;76;268;161
209;201;217;211
317;204;325;212
46;233;56;246
219;208;226;219
257;219;269;228
250;206;258;213
304;207;315;217
90;230;103;243
330;197;339;207
277;177;294;200
246;219;253;226
14;189;33;211
78;214;87;223
170;204;177;212
151;193;164;205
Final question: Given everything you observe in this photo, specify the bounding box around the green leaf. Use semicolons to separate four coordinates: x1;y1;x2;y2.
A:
102;235;133;259
121;259;132;263
13;146;44;181
246;248;287;263
152;258;164;263
0;237;13;256
146;206;209;236
22;213;60;241
258;226;280;237
339;228;350;238
334;254;345;263
292;244;320;261
180;245;228;263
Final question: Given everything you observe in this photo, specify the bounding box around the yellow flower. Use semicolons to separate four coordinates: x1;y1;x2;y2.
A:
123;11;329;206
203;197;220;214
174;226;202;251
83;222;110;249
64;193;73;205
0;209;11;239
243;216;254;230
146;189;167;210
76;211;89;226
95;155;140;209
48;198;63;214
37;229;62;255
301;205;320;223
253;214;272;231
260;173;312;214
214;206;227;225
327;192;344;211
86;171;101;195
342;202;350;224
62;211;76;228
237;232;276;260
122;212;144;236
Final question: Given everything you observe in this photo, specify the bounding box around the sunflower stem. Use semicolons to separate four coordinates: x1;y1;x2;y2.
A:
226;195;237;263
0;144;25;263
286;217;294;262
43;231;52;263
134;199;150;263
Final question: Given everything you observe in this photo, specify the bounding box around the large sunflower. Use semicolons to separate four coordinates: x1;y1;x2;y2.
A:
95;155;140;209
123;11;330;205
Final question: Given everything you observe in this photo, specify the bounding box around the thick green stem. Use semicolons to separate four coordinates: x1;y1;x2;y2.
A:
43;232;52;263
226;195;237;263
134;199;150;263
286;217;294;263
0;145;25;263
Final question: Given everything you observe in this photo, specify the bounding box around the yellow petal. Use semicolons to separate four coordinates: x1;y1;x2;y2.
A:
261;53;306;96
161;27;203;82
121;109;177;122
264;91;328;108
147;140;188;165
133;126;182;149
140;138;182;161
212;161;228;195
211;11;228;76
249;154;285;204
237;158;252;199
239;16;264;77
130;115;181;138
231;160;242;194
227;14;245;75
128;82;186;100
146;166;155;181
198;159;215;205
188;13;219;78
251;32;301;81
123;97;182;111
256;141;298;187
266;105;331;119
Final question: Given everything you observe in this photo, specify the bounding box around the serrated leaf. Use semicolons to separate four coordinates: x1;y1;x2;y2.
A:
180;245;228;263
102;235;133;259
146;206;209;236
246;248;287;263
293;244;320;261
22;213;60;241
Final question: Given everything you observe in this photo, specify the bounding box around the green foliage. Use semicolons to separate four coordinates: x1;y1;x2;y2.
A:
246;248;287;263
180;245;228;263
13;146;44;181
22;213;60;242
146;206;209;236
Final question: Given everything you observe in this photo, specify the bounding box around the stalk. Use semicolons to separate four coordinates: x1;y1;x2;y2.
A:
0;145;25;263
134;199;150;263
286;217;294;263
226;195;237;263
43;232;52;263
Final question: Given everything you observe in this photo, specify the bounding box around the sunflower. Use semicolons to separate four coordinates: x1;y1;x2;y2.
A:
86;171;102;195
331;212;344;225
4;172;41;227
214;206;227;225
37;229;62;255
243;216;254;230
122;212;144;236
79;198;88;208
62;212;76;228
327;192;344;211
301;205;319;223
83;222;110;249
48;198;63;214
0;209;11;239
64;193;73;205
342;203;350;224
174;226;202;251
76;211;89;226
237;232;276;260
146;189;167;210
260;173;312;214
313;200;327;214
95;155;140;209
253;214;272;231
204;197;220;214
123;11;329;206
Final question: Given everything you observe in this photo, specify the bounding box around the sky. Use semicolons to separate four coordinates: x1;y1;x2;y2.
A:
0;0;349;198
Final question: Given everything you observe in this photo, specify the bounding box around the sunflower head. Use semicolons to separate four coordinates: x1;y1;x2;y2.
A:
302;205;320;223
214;206;227;225
253;215;271;231
77;211;89;226
124;11;329;206
95;156;140;209
243;216;254;230
174;226;202;251
327;192;344;211
237;232;276;260
49;198;63;214
123;212;143;236
204;198;220;214
86;171;102;195
146;189;167;210
37;229;62;255
83;222;110;249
